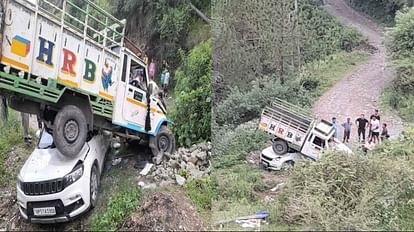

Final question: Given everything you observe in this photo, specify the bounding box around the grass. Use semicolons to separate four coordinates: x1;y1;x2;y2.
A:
381;87;414;123
87;161;141;230
0;109;26;186
184;176;213;212
301;50;370;97
90;187;142;231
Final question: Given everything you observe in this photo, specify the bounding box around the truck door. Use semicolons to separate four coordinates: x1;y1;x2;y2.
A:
301;134;325;160
122;56;148;129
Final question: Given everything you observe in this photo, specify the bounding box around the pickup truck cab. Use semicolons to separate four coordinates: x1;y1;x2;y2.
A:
259;98;352;170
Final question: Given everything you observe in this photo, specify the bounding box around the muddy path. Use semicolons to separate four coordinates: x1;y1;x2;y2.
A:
312;0;403;141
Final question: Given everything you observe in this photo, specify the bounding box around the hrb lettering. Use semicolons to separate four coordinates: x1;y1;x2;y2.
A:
61;48;76;76
36;36;55;66
83;58;96;82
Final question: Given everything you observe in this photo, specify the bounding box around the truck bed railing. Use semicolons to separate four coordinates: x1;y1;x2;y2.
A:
34;0;125;49
262;98;314;134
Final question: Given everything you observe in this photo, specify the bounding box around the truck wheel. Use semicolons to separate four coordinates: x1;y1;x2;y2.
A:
272;140;288;155
53;105;88;157
150;125;176;155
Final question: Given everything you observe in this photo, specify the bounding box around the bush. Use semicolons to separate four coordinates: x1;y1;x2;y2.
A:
277;131;414;230
172;40;211;147
386;7;414;121
184;176;213;211
0;110;24;186
348;0;410;25
213;164;266;203
212;121;271;168
90;188;142;231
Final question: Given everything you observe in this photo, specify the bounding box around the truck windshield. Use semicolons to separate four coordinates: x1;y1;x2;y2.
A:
38;129;55;149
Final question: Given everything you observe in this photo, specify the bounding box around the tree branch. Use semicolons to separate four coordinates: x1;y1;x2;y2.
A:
188;1;210;24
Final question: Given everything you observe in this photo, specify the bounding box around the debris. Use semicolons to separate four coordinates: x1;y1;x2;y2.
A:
153;151;164;165
143;183;157;189
175;174;186;186
138;181;146;188
140;163;154;176
271;183;285;192
112;158;122;166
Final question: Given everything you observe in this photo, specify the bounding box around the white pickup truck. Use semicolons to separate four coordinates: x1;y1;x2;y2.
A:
258;98;352;170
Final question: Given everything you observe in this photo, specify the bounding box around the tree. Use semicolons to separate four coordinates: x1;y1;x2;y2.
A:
172;40;212;147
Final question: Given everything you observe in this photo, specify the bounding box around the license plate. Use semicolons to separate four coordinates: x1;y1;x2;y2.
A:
33;207;56;216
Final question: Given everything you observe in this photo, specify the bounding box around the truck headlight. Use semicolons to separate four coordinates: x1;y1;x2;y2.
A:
64;164;84;187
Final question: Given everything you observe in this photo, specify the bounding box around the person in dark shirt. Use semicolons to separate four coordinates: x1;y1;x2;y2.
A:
355;114;369;142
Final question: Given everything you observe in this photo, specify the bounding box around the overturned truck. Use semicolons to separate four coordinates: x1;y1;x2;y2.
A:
0;0;175;157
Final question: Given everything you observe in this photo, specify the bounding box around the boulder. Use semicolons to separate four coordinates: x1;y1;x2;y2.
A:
175;175;186;186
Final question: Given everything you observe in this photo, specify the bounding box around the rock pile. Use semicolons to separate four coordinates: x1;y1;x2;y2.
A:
150;142;211;184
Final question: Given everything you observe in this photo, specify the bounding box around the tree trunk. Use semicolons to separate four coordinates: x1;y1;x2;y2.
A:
188;1;210;24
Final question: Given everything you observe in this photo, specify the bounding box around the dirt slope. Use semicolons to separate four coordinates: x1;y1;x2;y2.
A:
312;0;403;140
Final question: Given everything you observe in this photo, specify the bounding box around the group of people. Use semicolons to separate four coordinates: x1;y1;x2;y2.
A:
331;109;390;144
147;58;170;99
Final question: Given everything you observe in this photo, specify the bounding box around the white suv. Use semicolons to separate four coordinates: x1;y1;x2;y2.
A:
16;129;110;223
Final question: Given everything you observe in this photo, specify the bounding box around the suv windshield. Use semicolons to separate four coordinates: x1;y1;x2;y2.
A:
38;129;55;149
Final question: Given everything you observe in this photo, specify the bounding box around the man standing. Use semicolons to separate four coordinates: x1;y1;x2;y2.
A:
21;112;31;145
355;114;369;142
369;109;381;139
370;116;380;144
341;118;352;143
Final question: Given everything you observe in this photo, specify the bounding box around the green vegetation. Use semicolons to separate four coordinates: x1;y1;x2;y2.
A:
184;176;213;211
212;0;366;103
347;0;412;25
90;187;142;231
172;40;212;147
277;128;414;230
0;110;23;186
96;0;211;69
385;6;414;122
214;50;369;127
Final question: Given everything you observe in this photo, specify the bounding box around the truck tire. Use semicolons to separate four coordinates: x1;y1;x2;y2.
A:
53;105;88;157
150;125;176;156
272;140;288;155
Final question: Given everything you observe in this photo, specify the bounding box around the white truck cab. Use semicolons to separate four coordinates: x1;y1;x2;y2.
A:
259;98;352;170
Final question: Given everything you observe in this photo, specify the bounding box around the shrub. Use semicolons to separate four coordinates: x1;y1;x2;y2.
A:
0;110;24;186
172;40;211;147
184;176;213;211
277;132;414;230
212;121;271;168
213;164;266;203
90;188;142;231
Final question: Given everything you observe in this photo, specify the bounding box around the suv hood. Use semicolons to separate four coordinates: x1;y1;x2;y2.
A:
19;144;89;182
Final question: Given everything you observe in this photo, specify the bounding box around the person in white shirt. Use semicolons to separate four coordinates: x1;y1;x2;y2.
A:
370;116;380;144
148;76;159;97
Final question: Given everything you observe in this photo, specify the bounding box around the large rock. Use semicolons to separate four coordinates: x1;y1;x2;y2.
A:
175;175;186;186
188;156;198;165
195;151;207;161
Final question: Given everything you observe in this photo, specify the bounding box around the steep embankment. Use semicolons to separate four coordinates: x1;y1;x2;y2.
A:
312;0;403;139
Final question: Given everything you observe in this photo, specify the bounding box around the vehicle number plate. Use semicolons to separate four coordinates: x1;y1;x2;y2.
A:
33;207;56;216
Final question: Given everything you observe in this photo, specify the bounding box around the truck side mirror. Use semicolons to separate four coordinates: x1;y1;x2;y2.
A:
35;129;41;139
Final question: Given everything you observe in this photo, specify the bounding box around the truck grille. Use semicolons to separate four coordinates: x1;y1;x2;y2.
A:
22;179;64;196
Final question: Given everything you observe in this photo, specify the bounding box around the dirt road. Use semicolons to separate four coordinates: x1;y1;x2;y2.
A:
312;0;403;141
